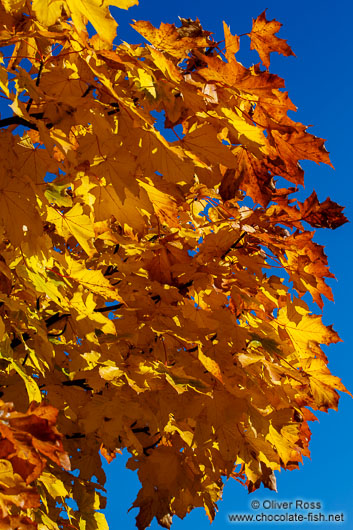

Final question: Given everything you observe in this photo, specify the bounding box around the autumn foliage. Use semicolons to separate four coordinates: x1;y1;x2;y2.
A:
0;1;349;528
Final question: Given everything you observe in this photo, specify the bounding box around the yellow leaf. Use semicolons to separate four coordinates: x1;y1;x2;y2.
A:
26;256;66;307
40;472;68;499
46;203;96;257
136;68;156;98
31;0;138;43
38;512;60;530
148;46;182;83
0;57;9;98
267;424;298;466
65;254;123;301
221;107;266;153
1;0;26;13
0;172;42;247
275;303;341;359
0;460;15;488
92;182;151;234
32;0;64;27
138;180;180;228
0;317;5;341
302;357;351;411
198;347;223;383
66;0;138;44
12;362;42;403
70;291;116;334
92;512;109;530
99;365;124;380
182;124;237;168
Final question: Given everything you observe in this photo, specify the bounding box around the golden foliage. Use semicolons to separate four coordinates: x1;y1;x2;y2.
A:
0;1;348;529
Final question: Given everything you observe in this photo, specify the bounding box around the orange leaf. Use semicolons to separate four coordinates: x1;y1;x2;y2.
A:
249;10;295;69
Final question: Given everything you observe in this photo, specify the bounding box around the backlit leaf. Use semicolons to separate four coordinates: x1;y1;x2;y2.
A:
249;10;295;69
0;2;348;529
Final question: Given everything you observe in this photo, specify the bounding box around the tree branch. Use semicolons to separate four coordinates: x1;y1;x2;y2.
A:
93;303;123;313
0;116;38;130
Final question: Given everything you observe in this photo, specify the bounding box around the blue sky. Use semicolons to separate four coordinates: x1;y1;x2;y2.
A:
1;1;352;528
102;1;353;529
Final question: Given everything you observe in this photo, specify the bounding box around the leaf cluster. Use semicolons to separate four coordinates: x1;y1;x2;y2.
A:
0;1;349;529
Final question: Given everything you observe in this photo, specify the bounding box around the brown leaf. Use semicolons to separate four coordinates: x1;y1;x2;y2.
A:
132;20;210;59
300;191;348;229
177;17;211;40
219;148;274;206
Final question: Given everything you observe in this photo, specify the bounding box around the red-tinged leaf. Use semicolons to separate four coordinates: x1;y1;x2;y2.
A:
300;191;348;229
0;401;69;521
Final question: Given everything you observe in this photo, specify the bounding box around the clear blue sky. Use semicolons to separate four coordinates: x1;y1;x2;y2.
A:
1;1;352;528
102;1;353;529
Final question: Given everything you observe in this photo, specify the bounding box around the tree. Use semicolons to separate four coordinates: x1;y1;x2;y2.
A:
0;1;349;528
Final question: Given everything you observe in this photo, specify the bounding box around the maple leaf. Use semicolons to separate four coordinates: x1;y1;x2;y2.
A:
248;10;295;69
4;0;139;44
219;148;274;206
46;203;96;257
300;191;348;229
132;19;211;60
0;400;70;526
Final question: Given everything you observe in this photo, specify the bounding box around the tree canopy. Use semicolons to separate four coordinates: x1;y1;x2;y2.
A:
0;1;349;529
